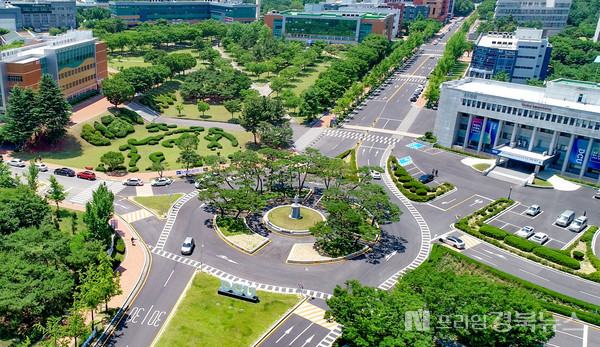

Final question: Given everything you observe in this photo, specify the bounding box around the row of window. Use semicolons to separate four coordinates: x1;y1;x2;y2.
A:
7;75;23;82
59;63;96;79
461;98;600;131
62;74;96;90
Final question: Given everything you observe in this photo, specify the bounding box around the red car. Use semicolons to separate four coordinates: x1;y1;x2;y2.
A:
77;171;96;180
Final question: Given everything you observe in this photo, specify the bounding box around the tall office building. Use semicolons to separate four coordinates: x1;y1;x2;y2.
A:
12;1;76;32
109;1;257;26
494;0;572;36
0;30;107;109
412;0;451;22
0;2;22;31
468;28;552;83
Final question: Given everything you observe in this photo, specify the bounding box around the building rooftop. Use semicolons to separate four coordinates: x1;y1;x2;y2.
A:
109;1;256;7
275;10;389;19
0;30;96;63
444;77;600;114
476;28;545;49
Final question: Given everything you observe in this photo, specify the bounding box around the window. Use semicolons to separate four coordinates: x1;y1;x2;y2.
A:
507;107;512;114
486;103;491;110
577;93;586;103
502;105;507;113
7;76;22;82
518;108;523;116
492;104;496;111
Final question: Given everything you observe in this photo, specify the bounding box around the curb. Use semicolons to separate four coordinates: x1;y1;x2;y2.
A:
213;216;270;255
286;243;370;264
93;214;152;347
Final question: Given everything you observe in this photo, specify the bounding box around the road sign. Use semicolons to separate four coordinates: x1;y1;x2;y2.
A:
399;156;413;167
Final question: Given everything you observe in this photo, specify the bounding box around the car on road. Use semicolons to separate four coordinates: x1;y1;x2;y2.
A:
530;232;549;244
516;226;535;239
439;235;465;250
76;171;96;180
7;159;26;167
54;167;75;177
34;163;48;172
568;216;588;232
151;177;173;186
123;178;144;186
410;96;418;102
418;174;435;184
370;170;381;180
595;189;600;199
181;237;195;255
526;204;541;216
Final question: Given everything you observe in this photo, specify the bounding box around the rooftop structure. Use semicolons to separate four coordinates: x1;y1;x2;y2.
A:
494;0;572;36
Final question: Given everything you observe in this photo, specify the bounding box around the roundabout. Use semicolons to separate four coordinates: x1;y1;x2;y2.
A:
266;205;326;232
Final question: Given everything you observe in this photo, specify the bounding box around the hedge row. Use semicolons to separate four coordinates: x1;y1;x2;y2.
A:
504;235;538;252
107;117;135;138
119;108;144;124
479;224;509;240
94;121;115;139
388;156;454;202
150;152;165;163
101;115;115;126
146;123;171;131
128;152;141;167
81;124;110;146
533;247;581;270
128;134;166;146
162;138;177;148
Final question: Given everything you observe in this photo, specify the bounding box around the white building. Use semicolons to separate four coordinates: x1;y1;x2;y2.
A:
434;77;600;182
494;0;572;36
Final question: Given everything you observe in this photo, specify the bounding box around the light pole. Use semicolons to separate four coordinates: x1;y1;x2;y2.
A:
508;186;513;200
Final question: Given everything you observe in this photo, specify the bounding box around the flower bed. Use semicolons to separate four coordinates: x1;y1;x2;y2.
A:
388;156;454;202
214;215;269;254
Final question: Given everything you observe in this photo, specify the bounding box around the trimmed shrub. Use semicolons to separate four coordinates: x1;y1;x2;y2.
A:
94;121;115;139
119;108;144;124
149;152;166;163
504;235;539;252
107;117;135;138
81;124;110;146
128;134;166;146
162;138;177;148
115;237;125;254
573;251;585;260
167;124;177;128
416;188;428;195
148;128;160;133
397;175;412;182
479;224;510;240
146;124;158;129
128;167;139;172
96;163;107;172
101;115;115;125
128;153;141;167
119;144;129;151
533;247;581;270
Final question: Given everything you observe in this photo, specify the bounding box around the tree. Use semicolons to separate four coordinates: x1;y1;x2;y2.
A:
240;96;286;143
223;99;242;119
34;74;72;144
151;161;167;178
0;185;50;234
175;103;184;115
197;100;210;116
453;0;475;16
0;86;37;149
270;77;288;97
492;71;510;82
47;175;66;217
176;133;201;174
63;303;86;347
257;121;293;149
77;260;104;331
102;75;135;108
351;182;402;226
83;184;114;245
23;163;39;192
281;90;302;114
95;253;122;312
526;78;545;87
100;151;125;172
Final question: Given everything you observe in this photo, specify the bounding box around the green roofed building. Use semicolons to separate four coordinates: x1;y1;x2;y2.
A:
263;10;393;44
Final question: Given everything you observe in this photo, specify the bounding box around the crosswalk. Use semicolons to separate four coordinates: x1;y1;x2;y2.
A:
121;209;154;223
293;302;339;330
69;180;125;205
459;234;481;250
320;128;399;146
388;76;428;83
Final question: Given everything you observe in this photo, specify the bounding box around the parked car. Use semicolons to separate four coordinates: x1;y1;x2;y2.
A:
8;159;26;167
151;177;173;186
54;167;75;177
34;163;48;172
123;178;144;186
370;170;382;180
410;96;418;102
516;226;535;239
555;210;575;227
439;235;465;250
595;188;600;199
530;232;549;244
181;237;195;255
568;216;588;232
76;171;96;180
418;174;435;184
526;204;541;216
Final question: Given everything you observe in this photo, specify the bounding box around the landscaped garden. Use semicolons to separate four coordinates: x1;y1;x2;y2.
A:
156;272;301;347
388;156;454;202
133;194;184;218
267;206;325;231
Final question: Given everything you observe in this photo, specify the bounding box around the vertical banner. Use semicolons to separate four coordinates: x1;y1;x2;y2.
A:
568;138;589;167
587;140;600;170
483;120;498;146
468;118;484;142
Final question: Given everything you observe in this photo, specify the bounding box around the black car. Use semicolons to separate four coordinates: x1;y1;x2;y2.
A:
54;167;75;177
410;96;418;102
418;174;435;184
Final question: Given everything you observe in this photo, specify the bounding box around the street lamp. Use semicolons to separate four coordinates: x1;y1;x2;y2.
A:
508;186;513;200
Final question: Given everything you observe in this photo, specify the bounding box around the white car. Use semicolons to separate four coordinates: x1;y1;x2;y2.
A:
516;226;535;239
34;163;48;172
370;170;382;180
123;178;144;186
526;204;541;216
530;232;549;244
151;177;173;186
8;159;26;167
439;235;466;250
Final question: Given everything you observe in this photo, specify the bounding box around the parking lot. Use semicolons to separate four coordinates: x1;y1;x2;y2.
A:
486;202;589;250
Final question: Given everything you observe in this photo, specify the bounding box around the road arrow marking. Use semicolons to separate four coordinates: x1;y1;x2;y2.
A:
441;199;456;205
469;199;483;207
276;327;293;343
302;335;314;347
385;251;397;261
289;323;313;345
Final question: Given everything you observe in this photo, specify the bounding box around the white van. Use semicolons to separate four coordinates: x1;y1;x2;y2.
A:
555;210;575;227
568;216;588;232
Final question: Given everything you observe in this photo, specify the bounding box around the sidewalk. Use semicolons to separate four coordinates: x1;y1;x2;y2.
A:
71;95;113;125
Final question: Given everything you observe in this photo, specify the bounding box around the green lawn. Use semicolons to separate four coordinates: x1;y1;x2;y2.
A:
268;206;324;231
445;61;469;81
532;178;553;187
288;61;330;96
156;272;301;347
15;111;254;172
49;206;87;235
133;194;184;218
108;47;205;71
473;163;491;171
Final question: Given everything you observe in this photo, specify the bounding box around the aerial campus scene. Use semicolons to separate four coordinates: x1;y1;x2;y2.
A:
1;0;600;346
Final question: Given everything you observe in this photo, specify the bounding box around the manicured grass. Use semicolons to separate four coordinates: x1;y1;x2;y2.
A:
445;61;469;81
532;178;553;187
158;91;237;123
133;194;184;218
108;47;204;70
288;61;330;96
156;272;301;347
108;58;152;70
49;206;87;235
473;163;491;171
216;216;253;236
268;206;324;231
15;111;254;172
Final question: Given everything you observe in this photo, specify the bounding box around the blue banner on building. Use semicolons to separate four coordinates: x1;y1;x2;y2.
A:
468;118;484;142
483;120;498;146
569;138;589;167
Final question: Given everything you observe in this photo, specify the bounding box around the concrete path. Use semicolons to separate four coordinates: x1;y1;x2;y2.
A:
213;45;273;96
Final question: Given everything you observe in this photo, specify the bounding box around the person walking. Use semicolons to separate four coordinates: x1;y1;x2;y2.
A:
435;169;438;177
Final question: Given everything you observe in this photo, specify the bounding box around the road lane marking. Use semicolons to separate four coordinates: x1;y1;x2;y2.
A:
164;270;174;287
276;327;293;343
583;324;589;347
518;269;548;281
140;304;154;326
289;322;313;346
580;291;600;299
386;56;431;102
294;302;339;330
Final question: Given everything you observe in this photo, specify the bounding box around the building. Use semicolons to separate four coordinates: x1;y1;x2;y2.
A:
434;77;600;182
402;3;430;23
12;1;77;32
468;28;552;84
0;2;23;32
306;2;401;37
0;30;107;109
109;1;257;26
264;10;393;44
494;0;571;37
413;0;451;22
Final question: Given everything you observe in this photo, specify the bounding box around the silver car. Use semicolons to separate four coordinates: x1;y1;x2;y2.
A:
8;159;26;167
34;163;48;172
150;177;173;186
526;204;541;216
370;170;382;180
516;226;535;239
439;235;466;250
181;237;195;255
530;232;549;244
123;178;144;186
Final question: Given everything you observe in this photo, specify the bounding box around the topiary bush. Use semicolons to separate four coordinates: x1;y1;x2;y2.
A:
149;152;166;163
162;138;177;148
533;247;581;270
96;163;107;172
81;124;111;146
128;153;141;167
101;115;115;125
115;237;125;254
107;117;135;138
119;108;144;124
128;167;139;172
573;251;585;260
479;224;510;240
94;121;115;139
416;188;428;195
